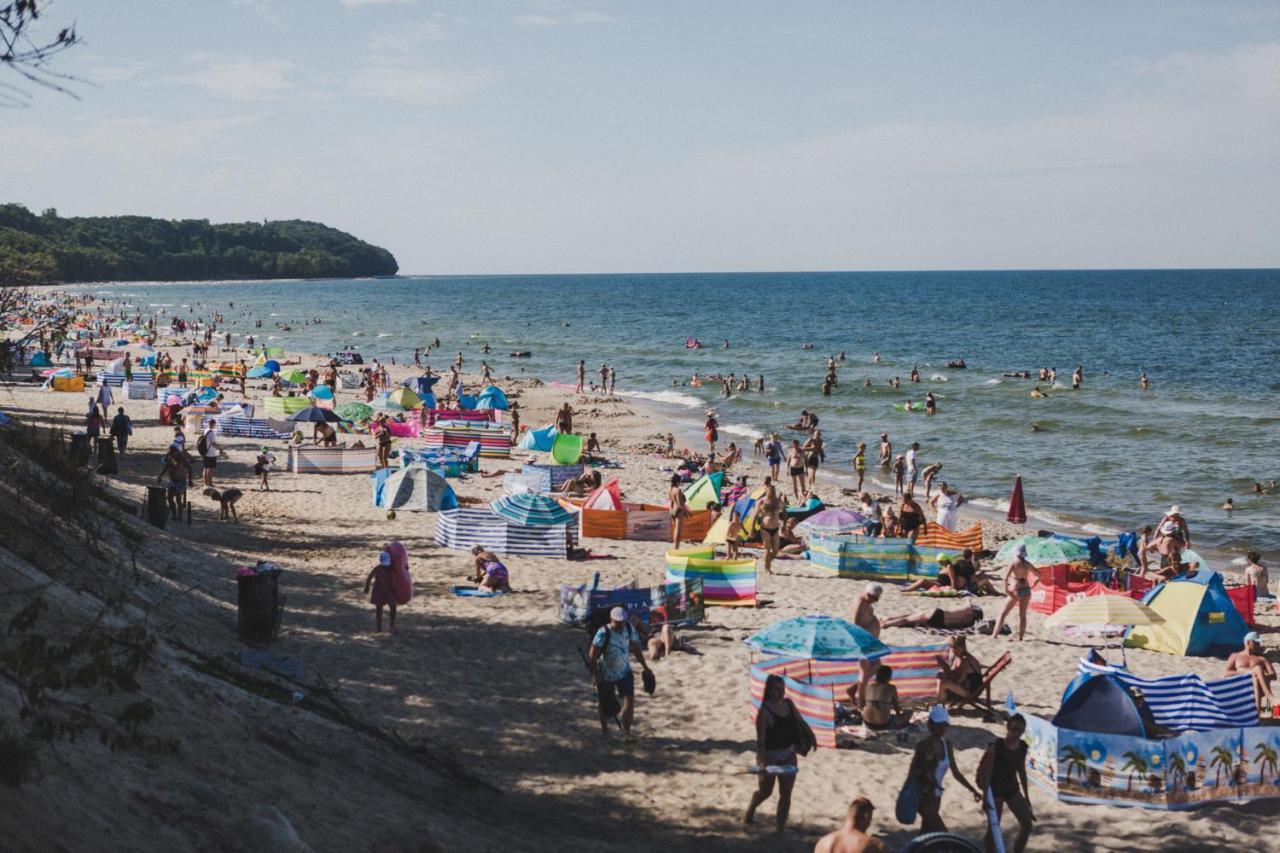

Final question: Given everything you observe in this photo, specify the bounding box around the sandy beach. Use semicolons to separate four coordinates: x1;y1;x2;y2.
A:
1;313;1276;853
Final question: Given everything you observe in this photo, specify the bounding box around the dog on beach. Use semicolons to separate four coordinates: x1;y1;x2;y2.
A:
203;486;243;522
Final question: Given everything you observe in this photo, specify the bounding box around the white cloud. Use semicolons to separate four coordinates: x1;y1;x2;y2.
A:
368;15;447;52
341;0;415;8
174;58;300;101
347;65;496;105
84;62;151;83
514;13;559;28
513;6;616;27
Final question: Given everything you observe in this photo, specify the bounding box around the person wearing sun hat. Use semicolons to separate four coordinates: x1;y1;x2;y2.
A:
906;704;981;832
1226;631;1277;717
587;606;652;741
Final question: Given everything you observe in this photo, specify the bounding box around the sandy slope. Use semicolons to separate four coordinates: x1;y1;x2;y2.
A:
1;342;1274;853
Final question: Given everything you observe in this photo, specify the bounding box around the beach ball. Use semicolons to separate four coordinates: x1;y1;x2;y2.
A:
386;510;397;520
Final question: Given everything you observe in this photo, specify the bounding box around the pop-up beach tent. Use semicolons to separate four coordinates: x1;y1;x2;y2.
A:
1125;571;1249;656
682;472;724;511
371;465;457;512
476;385;510;411
550;433;583;464
517;424;557;452
1052;670;1160;738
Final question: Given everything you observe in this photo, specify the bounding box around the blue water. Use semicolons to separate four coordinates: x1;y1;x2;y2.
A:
91;270;1280;560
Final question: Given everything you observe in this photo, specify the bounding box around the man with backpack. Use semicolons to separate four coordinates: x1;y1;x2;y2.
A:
586;606;653;742
197;423;221;487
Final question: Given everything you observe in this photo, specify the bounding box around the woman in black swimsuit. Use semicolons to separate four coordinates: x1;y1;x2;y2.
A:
899;493;924;542
758;478;782;575
935;636;983;703
744;674;814;831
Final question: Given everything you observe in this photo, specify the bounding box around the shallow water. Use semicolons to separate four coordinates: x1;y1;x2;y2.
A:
91;269;1279;559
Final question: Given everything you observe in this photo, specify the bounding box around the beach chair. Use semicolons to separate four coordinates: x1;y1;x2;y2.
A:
952;651;1012;721
458;440;481;473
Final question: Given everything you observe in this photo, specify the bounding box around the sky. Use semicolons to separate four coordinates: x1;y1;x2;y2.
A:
5;0;1280;274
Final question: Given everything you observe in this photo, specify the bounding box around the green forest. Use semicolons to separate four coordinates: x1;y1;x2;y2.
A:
0;205;399;284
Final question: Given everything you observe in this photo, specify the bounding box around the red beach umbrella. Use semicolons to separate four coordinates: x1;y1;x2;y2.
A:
1007;476;1027;524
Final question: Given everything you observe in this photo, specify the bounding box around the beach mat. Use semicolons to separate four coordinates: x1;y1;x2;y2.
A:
450;585;505;597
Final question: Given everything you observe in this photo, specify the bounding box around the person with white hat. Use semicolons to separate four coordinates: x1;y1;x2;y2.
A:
586;606;652;741
1225;632;1277;717
990;544;1041;642
907;704;980;833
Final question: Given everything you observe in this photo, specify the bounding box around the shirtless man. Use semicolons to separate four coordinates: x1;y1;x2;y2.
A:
852;583;882;706
881;601;984;631
575;359;585;394
877;432;891;467
813;797;885;853
990;545;1041;641
1225;632;1276;716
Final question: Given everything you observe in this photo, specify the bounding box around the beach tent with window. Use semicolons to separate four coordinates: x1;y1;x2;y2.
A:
682;472;724;511
1125;571;1249;656
476;385;509;411
550;433;583;465
517;424;557;452
371;464;457;512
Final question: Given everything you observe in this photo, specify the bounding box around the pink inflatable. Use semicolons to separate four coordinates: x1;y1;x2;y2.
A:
385;540;413;605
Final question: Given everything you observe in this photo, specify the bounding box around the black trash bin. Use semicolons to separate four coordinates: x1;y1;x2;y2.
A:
144;485;169;529
237;569;284;647
96;437;118;474
68;432;92;466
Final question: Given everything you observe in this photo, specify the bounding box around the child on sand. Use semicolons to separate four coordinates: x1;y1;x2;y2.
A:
892;454;907;496
725;510;743;559
364;550;397;634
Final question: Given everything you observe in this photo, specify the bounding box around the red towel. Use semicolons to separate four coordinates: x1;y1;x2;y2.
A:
1006;476;1027;524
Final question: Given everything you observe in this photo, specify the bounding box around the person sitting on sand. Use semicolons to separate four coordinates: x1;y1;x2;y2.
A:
722;441;742;470
1226;632;1276;716
856;665;905;731
903;556;957;593
935;636;983;704
813;797;886;853
469;545;506;585
777;516;808;557
642;620;694;661
584;431;602;460
364;550;398;634
990;545;1041;641
881;601;984;631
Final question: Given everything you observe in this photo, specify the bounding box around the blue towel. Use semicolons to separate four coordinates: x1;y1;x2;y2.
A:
450;585;504;598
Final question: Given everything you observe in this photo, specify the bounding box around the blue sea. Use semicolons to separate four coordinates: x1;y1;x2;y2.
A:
91;270;1280;561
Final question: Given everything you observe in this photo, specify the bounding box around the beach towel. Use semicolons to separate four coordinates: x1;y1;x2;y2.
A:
450;585;504;597
915;522;983;551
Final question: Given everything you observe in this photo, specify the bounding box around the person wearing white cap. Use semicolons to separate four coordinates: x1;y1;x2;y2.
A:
1147;506;1191;569
990;544;1041;642
907;704;980;833
1225;631;1276;717
851;583;884;708
586;606;652;740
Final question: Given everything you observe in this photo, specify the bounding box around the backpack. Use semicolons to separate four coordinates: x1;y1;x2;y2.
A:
197;433;209;457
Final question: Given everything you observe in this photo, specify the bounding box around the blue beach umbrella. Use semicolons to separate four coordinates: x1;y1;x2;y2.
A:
489;492;577;526
746;614;890;661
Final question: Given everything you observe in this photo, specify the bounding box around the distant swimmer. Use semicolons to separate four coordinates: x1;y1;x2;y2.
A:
838;351;846;362
863;378;871;388
1072;366;1083;389
1030;387;1047;399
723;339;730;349
1030;423;1042;432
924;392;937;416
873;352;881;363
910;366;920;383
1003;371;1030;379
802;343;815;350
757;375;765;392
1140;372;1150;390
1223;498;1235;512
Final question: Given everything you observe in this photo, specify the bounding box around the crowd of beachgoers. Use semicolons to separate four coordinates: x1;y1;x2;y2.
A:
2;289;1276;853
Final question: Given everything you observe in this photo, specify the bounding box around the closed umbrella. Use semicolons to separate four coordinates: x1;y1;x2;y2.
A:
746;614;890;661
288;406;346;423
796;508;866;537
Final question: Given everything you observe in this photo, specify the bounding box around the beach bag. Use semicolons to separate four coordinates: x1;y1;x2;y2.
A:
197;432;209;457
895;776;921;825
791;700;817;756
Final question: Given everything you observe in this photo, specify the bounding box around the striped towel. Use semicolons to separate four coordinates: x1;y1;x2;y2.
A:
915;521;983;551
1078;656;1257;731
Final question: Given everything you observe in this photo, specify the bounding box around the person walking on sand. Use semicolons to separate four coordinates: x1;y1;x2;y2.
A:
813;797;886;853
744;674;815;832
575;359;585;394
977;714;1036;853
364;550;398;634
786;440;806;501
907;705;981;833
758;477;783;575
668;474;690;545
991;545;1041;641
197;423;221;487
765;432;783;482
853;442;867;492
803;430;824;493
109;407;133;455
587;606;652;742
556;402;574;435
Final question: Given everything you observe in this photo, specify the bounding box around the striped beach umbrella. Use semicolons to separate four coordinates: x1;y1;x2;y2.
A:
796;508;867;537
1044;595;1164;629
489;492;577;527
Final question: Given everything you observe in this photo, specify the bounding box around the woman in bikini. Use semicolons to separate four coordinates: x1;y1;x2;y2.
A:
935;636;983;704
668;474;690;546
802;430;824;492
758;477;783;575
990;545;1041;641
